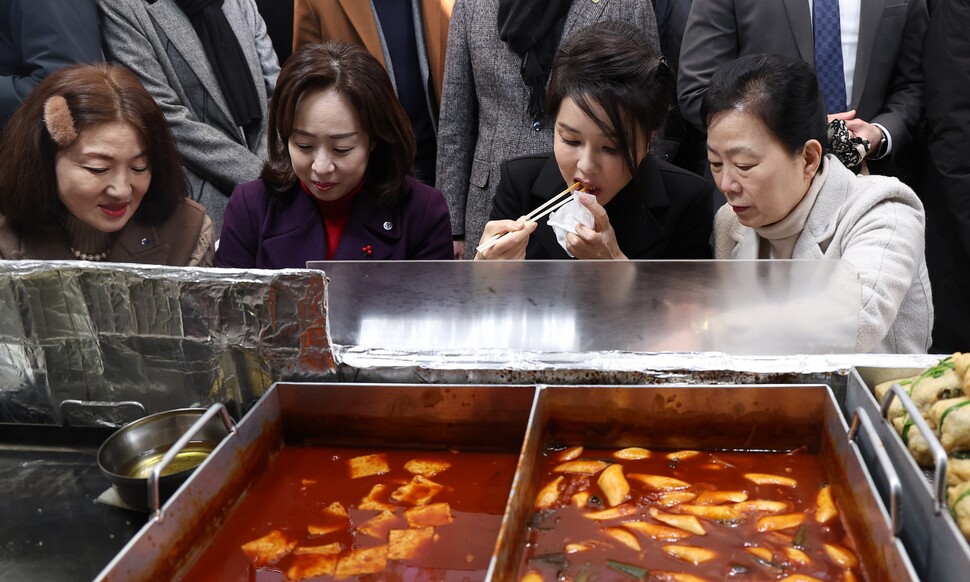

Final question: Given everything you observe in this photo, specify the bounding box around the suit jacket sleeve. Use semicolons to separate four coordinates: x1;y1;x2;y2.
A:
248;0;280;100
435;0;477;237
247;0;279;161
0;0;102;123
677;0;738;131
924;0;970;258
214;181;264;268
870;0;927;153
97;0;265;194
640;0;662;57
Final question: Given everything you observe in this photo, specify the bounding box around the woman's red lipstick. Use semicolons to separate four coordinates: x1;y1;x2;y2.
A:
99;203;128;218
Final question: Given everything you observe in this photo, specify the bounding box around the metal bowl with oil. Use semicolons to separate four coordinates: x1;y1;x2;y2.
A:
98;408;230;510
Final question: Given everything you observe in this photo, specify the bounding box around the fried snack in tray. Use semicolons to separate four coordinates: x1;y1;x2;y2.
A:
947;458;970;487
875;375;918;420
907;359;961;412
954;353;970;393
930;397;970;453
874;357;970;458
871;354;970;543
892;414;934;467
949;481;970;538
875;356;965;420
521;446;864;581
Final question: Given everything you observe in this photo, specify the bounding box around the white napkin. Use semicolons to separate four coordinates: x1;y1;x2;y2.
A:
546;194;594;257
97;486;140;511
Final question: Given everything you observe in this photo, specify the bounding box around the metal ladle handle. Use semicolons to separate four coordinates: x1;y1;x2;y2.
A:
879;382;948;514
148;403;236;521
848;406;902;534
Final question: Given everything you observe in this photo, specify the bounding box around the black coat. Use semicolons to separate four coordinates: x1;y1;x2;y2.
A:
490;153;713;260
921;0;970;352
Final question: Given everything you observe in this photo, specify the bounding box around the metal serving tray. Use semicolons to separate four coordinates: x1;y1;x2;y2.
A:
848;367;970;581
95;383;537;581
490;384;914;581
97;383;914;581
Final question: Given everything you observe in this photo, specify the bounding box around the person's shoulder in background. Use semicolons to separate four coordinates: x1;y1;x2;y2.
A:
0;0;102;126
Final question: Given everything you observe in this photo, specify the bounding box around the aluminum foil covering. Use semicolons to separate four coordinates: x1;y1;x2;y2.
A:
330;348;938;387
0;261;332;426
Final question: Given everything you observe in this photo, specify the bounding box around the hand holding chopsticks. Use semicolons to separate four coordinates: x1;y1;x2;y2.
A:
475;182;581;254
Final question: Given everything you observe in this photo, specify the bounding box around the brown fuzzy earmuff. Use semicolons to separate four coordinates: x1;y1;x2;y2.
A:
43;95;78;147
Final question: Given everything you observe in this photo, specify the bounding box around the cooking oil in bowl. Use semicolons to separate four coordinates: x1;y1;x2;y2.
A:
121;442;216;479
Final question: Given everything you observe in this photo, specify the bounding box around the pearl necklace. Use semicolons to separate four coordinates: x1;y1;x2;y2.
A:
70;247;108;261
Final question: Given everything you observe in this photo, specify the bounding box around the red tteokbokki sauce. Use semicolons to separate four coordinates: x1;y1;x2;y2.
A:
519;446;865;582
180;446;517;581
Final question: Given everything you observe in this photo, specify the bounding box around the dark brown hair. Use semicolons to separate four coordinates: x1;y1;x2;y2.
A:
0;62;187;226
261;41;415;203
546;19;674;182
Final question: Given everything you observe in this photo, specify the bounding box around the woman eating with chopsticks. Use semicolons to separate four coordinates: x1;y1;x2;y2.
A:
475;20;713;261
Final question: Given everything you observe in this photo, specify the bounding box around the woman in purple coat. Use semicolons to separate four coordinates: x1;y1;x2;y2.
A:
215;41;453;268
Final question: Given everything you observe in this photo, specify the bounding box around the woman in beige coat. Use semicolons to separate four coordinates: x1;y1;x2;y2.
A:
707;54;932;353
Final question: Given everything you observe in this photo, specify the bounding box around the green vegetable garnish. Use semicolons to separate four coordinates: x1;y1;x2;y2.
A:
606;559;647;580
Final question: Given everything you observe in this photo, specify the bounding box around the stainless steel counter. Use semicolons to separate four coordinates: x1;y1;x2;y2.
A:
0;259;943;580
0;424;145;581
311;259;936;384
312;259;861;355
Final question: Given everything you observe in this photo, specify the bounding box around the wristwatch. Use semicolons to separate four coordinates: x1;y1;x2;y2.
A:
873;127;888;158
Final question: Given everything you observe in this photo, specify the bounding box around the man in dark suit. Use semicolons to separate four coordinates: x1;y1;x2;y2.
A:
678;0;927;178
255;0;293;63
0;0;102;128
651;0;705;174
922;0;970;352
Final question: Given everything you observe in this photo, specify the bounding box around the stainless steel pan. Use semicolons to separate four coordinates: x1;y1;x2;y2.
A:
489;384;914;581
97;383;914;581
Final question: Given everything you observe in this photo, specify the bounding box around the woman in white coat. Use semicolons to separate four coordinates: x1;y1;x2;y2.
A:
706;54;933;353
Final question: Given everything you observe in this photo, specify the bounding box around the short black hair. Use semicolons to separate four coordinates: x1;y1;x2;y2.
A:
701;53;828;155
546;19;674;180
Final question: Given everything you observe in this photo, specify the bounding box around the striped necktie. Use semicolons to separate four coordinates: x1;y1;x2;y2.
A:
813;0;847;114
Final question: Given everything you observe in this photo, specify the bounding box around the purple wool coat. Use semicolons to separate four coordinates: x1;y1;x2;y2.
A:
214;177;453;268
